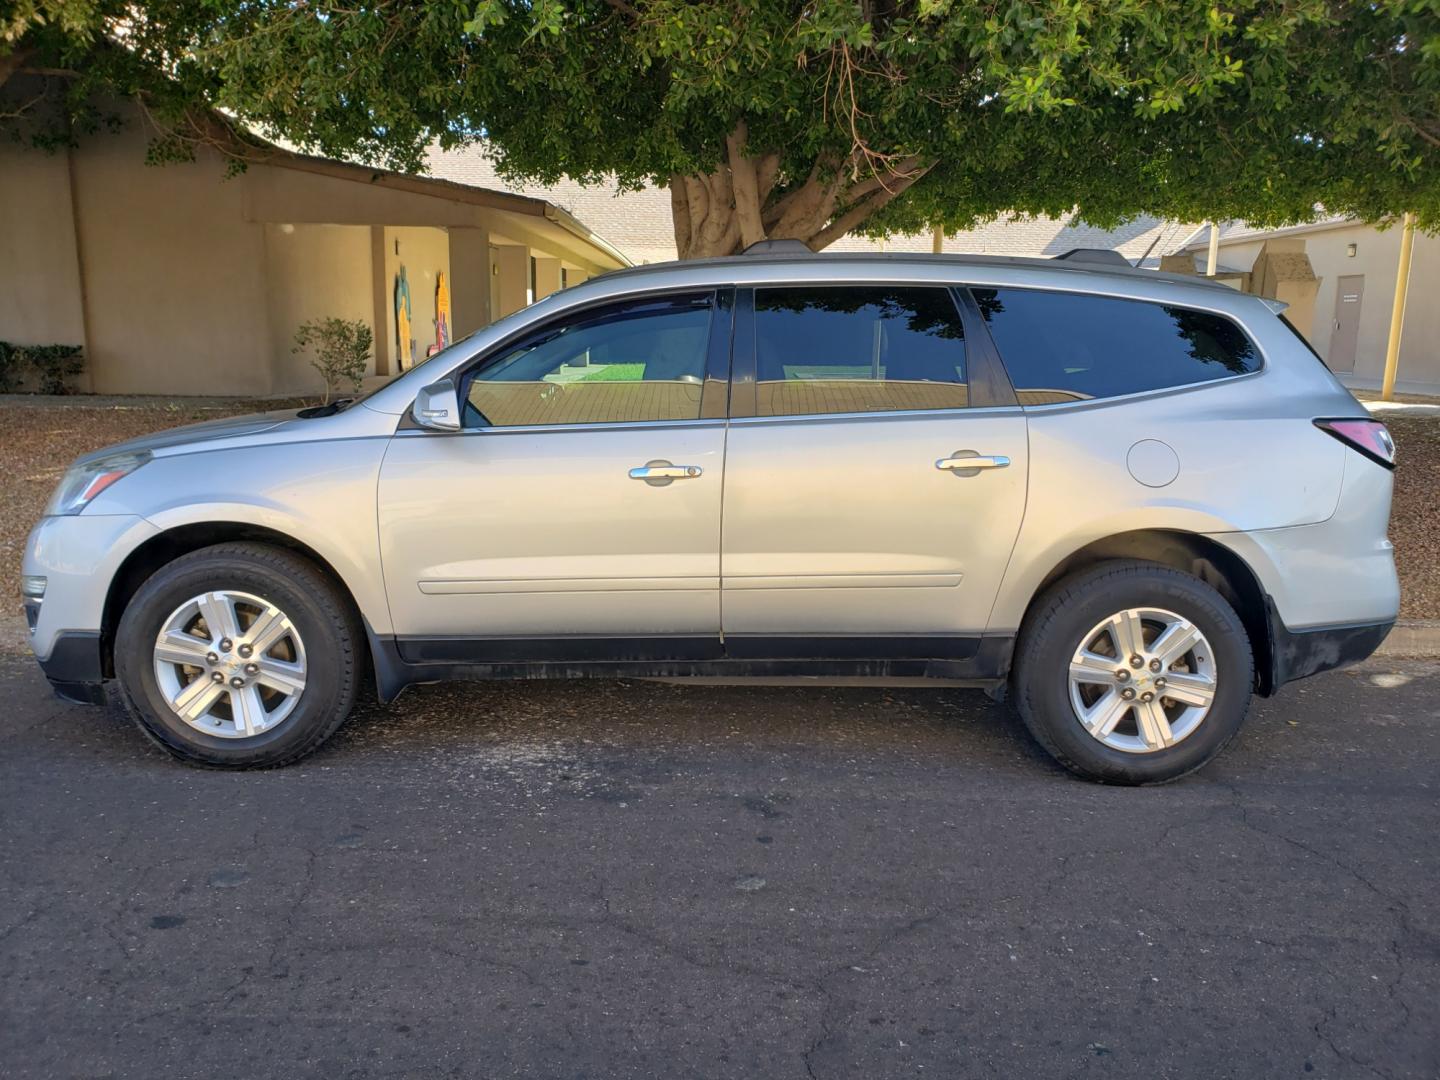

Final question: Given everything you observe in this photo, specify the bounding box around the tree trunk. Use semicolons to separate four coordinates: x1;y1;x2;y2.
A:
669;122;931;259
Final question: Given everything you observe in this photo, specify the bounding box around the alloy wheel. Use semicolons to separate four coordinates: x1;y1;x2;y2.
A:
151;590;308;738
1067;607;1218;754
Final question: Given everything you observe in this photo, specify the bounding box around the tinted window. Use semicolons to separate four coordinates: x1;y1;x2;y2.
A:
464;294;711;427
971;288;1259;405
752;287;968;416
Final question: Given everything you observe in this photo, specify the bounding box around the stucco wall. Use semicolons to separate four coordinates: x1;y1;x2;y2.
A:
1296;226;1440;387
0;142;89;378
1214;226;1440;390
68;121;273;395
0;98;624;396
264;224;376;395
382;226;452;371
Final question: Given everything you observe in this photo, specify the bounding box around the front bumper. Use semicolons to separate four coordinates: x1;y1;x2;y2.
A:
35;631;107;705
23;513;157;706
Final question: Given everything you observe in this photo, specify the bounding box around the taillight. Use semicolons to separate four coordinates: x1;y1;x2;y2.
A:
1314;418;1396;470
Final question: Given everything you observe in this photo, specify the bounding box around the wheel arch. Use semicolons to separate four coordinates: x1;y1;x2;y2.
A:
1011;529;1276;694
100;522;376;679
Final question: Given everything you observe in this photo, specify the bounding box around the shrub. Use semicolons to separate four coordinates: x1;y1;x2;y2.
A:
0;342;22;393
0;342;86;394
292;318;373;404
26;345;86;395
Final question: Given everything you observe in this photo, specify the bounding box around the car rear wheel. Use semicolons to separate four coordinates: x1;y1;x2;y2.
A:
115;542;361;767
1013;560;1254;784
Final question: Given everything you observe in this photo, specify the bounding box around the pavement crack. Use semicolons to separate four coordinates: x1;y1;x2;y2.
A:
1207;772;1424;1074
799;908;948;1079
258;845;319;985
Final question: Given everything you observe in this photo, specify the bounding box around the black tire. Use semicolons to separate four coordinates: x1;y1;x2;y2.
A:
1013;560;1253;785
115;542;362;767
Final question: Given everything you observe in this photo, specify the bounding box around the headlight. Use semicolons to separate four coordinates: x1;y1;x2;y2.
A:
45;451;152;516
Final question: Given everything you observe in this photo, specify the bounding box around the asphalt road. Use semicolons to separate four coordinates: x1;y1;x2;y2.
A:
1;656;1437;1080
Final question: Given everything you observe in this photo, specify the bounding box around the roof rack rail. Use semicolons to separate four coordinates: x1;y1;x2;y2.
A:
741;239;814;256
1052;247;1131;267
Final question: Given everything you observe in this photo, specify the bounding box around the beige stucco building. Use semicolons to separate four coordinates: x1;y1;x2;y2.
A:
8;97;1430;399
0;93;627;397
1172;220;1439;394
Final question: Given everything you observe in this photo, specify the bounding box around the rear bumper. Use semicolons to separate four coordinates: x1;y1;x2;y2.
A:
1267;603;1392;691
35;631;107;706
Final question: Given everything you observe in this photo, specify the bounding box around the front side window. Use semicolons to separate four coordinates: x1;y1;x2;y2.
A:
971;287;1260;405
464;293;712;427
751;286;969;417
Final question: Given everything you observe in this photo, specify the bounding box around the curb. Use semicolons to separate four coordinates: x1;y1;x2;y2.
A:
3;616;1440;661
1374;620;1440;659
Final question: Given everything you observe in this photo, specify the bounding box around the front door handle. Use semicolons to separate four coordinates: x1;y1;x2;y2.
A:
629;460;702;486
936;452;1010;473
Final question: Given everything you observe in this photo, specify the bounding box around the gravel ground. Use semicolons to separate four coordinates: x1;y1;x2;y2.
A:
3;395;1438;617
1385;415;1440;618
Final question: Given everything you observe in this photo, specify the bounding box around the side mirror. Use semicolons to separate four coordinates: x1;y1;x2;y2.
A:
412;378;462;432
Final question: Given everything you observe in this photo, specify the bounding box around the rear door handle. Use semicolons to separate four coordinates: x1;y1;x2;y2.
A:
629;460;702;486
936;453;1010;472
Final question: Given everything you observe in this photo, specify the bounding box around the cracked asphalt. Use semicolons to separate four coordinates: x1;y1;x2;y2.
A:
1;656;1437;1080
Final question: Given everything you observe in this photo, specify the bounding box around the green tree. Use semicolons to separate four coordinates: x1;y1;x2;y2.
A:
5;1;1439;256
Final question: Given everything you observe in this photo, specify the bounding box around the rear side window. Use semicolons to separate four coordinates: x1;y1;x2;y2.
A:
971;288;1260;405
752;286;968;416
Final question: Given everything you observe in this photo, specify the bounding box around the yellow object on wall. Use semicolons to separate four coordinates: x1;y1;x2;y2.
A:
434;271;451;354
394;265;413;369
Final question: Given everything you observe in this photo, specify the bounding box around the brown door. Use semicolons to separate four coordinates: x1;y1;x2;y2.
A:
1328;275;1365;374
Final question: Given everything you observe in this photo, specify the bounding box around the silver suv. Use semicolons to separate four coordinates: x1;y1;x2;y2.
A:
21;252;1399;783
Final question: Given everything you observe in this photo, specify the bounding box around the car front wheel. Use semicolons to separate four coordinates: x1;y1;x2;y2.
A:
1013;560;1254;784
115;542;361;767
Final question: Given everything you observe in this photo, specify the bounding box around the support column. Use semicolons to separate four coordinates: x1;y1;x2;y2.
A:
493;245;530;317
533;256;563;299
1381;212;1416;402
447;226;492;338
369;225;391;375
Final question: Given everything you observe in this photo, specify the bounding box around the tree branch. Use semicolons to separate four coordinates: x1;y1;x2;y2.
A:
669;174;692;260
683;173;710;256
602;0;641;19
844;155;925;202
774;153;854;239
762;157;827;229
0;47;36;91
726;121;766;249
809;162;934;250
697;164;739;255
755;151;781;206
